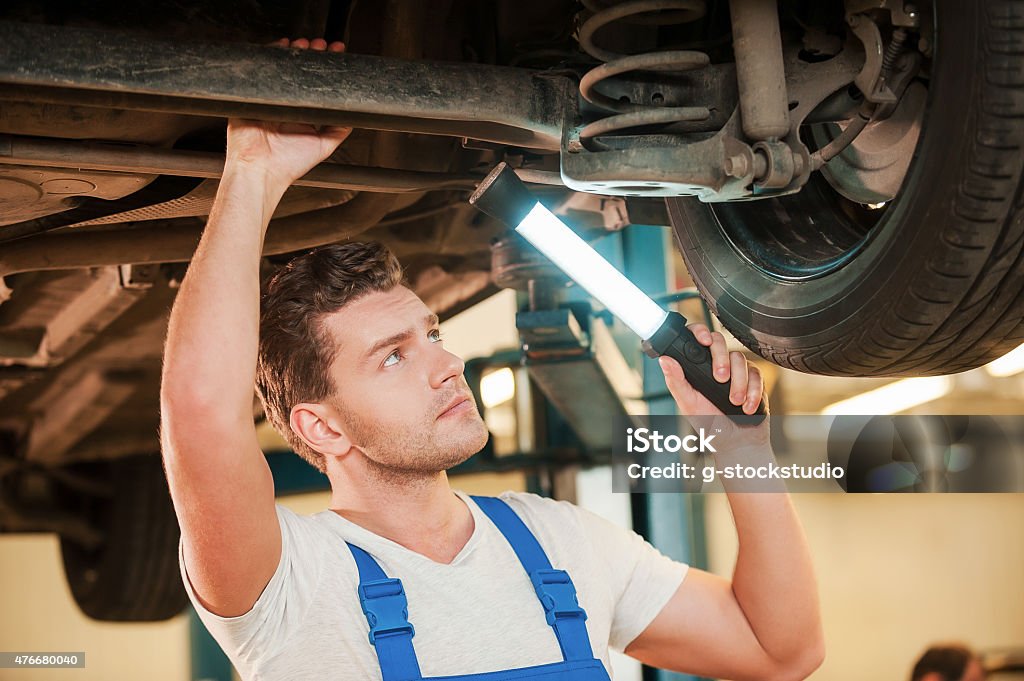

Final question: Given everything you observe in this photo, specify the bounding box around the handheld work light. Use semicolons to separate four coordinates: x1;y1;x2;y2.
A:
469;163;766;422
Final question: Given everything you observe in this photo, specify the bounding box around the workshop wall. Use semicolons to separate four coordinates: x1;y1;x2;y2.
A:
705;493;1024;681
440;289;520;362
0;533;190;680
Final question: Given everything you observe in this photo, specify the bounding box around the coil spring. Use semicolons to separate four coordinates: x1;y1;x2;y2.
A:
881;27;907;76
577;0;712;143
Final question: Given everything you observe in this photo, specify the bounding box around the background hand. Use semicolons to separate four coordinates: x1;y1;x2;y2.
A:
225;39;351;187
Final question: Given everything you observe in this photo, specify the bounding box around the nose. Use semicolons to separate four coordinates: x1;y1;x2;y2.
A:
429;345;465;389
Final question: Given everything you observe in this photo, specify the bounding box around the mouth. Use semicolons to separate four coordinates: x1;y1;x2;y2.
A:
437;395;473;419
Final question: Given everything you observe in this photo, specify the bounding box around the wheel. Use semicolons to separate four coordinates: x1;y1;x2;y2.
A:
59;455;187;621
826;415;1023;492
668;0;1024;376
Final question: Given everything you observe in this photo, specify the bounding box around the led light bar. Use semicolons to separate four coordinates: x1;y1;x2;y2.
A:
515;203;668;339
469;163;765;421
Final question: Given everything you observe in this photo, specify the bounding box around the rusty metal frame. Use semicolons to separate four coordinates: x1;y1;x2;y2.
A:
0;20;573;152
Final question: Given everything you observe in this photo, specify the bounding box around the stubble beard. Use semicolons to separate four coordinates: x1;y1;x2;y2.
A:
338;398;488;487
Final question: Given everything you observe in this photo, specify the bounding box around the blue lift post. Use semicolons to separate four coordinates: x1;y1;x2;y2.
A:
620;224;709;681
189;606;233;681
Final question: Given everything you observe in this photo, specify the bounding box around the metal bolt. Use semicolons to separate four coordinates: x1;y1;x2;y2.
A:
792;152;807;177
723;154;750;178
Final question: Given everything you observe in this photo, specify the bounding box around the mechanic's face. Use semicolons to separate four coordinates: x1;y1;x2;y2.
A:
322;285;488;478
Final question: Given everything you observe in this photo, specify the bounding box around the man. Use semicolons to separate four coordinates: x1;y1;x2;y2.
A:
160;37;824;681
912;645;987;681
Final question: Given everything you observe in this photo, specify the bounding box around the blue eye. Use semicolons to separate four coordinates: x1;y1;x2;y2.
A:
382;330;441;369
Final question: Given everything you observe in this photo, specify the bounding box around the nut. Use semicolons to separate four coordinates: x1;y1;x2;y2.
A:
723;154;750;178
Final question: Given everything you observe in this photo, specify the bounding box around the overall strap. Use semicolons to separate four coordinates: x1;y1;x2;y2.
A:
346;542;422;681
470;495;595;662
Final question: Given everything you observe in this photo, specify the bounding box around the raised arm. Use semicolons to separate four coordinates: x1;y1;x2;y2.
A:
160;40;349;618
624;325;825;681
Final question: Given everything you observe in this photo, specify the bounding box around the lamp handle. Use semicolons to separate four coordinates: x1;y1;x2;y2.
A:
643;311;767;424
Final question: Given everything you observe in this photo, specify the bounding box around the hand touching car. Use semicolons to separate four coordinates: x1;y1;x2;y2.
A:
226;38;351;189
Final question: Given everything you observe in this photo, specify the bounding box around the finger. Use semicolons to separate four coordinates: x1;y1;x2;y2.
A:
270;37;290;47
686;323;713;346
709;331;730;383
277;122;319;135
728;351;748;406
758;390;771;416
321;125;353;142
329;41;346;52
227;117;260;132
290;38;310;49
310;38;327;50
743;366;764;414
659;356;701;415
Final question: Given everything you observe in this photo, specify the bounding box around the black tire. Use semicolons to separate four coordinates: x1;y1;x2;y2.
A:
59;455;187;621
668;0;1024;377
826;415;1023;492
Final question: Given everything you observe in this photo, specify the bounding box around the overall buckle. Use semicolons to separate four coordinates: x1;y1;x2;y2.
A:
358;578;416;645
531;568;587;627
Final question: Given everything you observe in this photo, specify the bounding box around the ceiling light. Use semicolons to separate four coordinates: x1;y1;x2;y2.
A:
480;367;516;409
984;342;1024;377
821;376;953;415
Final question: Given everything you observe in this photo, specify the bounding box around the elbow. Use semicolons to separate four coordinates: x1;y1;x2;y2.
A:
768;637;825;681
800;637;826;679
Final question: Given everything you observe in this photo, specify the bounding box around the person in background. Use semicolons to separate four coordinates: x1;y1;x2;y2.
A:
912;644;987;681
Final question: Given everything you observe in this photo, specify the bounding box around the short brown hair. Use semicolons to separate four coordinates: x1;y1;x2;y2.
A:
256;241;405;472
911;645;975;681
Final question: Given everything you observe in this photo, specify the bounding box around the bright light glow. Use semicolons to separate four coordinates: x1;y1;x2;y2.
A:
480;367;516;408
984;342;1024;377
515;203;668;339
867;202;888;210
821;376;953;415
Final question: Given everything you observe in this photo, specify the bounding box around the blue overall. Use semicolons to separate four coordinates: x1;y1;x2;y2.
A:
345;495;613;681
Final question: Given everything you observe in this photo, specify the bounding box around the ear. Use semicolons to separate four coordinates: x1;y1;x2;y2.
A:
289;401;353;459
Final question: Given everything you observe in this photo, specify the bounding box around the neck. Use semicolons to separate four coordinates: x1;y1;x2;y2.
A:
326;461;473;563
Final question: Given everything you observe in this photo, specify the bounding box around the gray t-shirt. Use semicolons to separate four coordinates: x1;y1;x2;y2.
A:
181;489;689;680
